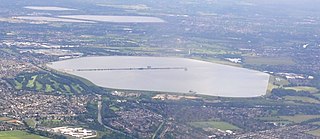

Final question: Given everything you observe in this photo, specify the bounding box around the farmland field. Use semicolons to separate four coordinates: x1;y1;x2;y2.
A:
244;57;295;65
0;130;48;139
307;129;320;137
280;115;320;123
284;86;319;93
284;96;320;104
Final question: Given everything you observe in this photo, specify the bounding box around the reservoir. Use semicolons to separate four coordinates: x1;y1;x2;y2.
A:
47;56;270;97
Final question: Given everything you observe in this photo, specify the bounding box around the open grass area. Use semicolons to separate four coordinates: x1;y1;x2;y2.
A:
244;57;295;65
40;120;63;128
314;93;320;98
25;119;36;128
267;76;289;93
71;84;84;93
109;106;120;111
284;86;319;93
267;82;278;93
269;76;290;86
0;130;48;139
7;72;98;94
280;115;320;123
63;84;71;93
35;81;42;91
311;122;320;126
48;67;100;89
14;80;23;90
189;121;239;131
26;75;37;88
192;57;242;67
307;129;320;137
256;116;293;125
284;96;320;104
256;116;285;121
45;84;54;92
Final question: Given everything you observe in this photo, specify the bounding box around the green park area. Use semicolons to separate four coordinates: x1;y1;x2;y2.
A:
189;121;239;131
0;130;48;139
280;115;320;123
7;72;89;94
307;129;320;137
284;86;319;93
244;57;295;65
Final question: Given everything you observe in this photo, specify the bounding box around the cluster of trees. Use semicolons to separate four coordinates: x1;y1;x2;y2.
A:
271;88;319;100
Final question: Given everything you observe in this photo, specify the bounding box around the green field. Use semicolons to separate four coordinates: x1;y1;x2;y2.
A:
26;75;37;88
45;84;53;92
307;129;320;137
109;106;120;111
35;81;43;90
280;115;320;123
284;86;319;93
284;96;320;104
267;76;289;93
7;72;98;94
24;119;36;128
0;130;48;139
14;80;23;90
314;93;320;98
311;122;320;126
192;57;242;67
256;116;292;125
40;120;63;128
189;121;239;131
244;57;295;65
256;116;285;121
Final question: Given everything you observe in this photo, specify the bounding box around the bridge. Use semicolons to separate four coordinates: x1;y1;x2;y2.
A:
74;66;188;72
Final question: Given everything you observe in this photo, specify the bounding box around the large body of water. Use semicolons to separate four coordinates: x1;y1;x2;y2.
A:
15;15;164;23
24;6;77;11
59;15;165;23
19;6;164;23
47;56;270;97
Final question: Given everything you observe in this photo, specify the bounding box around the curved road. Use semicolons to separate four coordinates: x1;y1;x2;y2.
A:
97;100;136;138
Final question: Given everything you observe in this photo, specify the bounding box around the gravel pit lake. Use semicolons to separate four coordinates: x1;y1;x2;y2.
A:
59;15;165;23
16;15;164;23
24;6;77;11
47;56;270;97
15;16;94;23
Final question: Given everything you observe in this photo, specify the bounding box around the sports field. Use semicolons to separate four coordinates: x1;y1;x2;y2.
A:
0;130;48;139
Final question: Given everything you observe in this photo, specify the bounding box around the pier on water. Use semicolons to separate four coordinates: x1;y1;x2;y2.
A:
72;66;188;72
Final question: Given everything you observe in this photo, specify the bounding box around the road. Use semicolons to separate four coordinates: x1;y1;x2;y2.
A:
97;100;102;124
97;100;136;138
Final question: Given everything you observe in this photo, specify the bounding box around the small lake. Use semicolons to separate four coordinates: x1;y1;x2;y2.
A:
15;16;94;23
24;6;77;11
47;56;270;97
16;15;165;23
59;15;165;23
